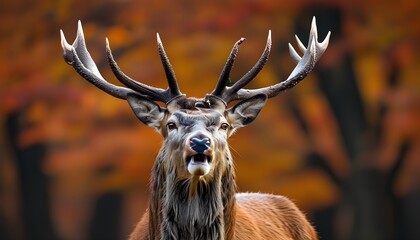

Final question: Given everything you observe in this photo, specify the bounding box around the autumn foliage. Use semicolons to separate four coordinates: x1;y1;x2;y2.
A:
1;1;420;239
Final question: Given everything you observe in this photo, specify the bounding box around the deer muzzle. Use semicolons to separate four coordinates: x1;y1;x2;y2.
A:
185;135;213;176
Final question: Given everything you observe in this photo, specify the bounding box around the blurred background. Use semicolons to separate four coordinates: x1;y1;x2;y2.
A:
1;0;420;239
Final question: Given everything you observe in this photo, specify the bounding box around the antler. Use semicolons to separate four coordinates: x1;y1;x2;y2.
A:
60;21;183;104
61;18;329;109
210;17;331;105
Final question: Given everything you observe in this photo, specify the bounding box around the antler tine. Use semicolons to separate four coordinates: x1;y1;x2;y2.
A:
294;34;307;57
105;38;172;102
211;37;246;97
227;30;272;95
60;21;135;99
210;31;272;105
233;17;330;101
156;33;182;98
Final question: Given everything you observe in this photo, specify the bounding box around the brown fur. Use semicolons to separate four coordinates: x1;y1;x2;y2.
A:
129;193;317;240
130;111;317;240
128;104;317;240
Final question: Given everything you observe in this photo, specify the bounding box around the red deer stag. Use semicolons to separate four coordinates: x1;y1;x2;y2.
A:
60;17;330;240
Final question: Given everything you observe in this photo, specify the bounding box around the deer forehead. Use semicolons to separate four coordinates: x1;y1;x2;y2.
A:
168;111;226;128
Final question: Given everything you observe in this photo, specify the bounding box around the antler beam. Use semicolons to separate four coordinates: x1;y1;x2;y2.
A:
60;21;183;103
210;16;330;104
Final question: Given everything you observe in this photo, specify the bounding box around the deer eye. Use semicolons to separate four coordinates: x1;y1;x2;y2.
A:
167;122;177;130
220;123;229;130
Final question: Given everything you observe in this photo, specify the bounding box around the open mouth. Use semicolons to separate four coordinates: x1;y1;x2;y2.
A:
186;154;212;176
187;154;211;165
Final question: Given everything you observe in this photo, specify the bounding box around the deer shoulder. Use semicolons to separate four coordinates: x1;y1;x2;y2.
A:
235;193;317;240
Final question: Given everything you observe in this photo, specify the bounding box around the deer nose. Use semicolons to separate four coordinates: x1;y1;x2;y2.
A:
190;137;210;153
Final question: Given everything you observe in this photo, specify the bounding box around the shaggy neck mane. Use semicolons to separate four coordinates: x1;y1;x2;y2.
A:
148;150;237;240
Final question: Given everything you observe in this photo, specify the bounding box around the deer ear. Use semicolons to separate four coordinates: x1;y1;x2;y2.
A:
226;94;267;129
127;93;166;129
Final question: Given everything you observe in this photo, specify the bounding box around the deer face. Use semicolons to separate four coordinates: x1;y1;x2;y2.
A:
167;110;223;177
126;94;267;179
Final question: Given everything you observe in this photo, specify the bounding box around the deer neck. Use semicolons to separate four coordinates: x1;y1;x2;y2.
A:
148;151;237;240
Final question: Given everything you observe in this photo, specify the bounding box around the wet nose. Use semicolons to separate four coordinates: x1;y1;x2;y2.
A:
190;137;210;153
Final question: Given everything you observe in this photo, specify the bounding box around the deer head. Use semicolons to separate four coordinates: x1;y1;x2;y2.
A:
61;17;329;239
60;16;329;188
